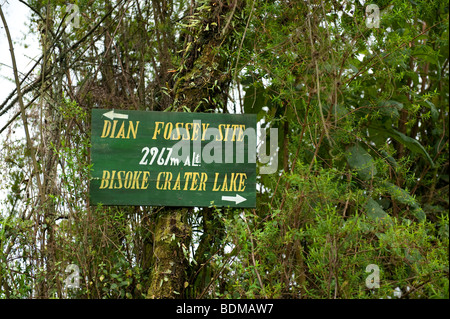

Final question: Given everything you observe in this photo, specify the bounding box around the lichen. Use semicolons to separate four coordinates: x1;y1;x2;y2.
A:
147;209;190;299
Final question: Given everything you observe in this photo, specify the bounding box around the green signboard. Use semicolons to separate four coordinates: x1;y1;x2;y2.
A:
90;109;256;207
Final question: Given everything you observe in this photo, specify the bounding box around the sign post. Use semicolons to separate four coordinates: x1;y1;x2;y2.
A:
90;109;256;207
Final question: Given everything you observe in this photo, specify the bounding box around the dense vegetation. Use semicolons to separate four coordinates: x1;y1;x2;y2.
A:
0;0;448;299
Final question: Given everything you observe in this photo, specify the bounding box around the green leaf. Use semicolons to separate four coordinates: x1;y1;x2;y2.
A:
379;149;398;169
243;82;271;117
383;182;426;221
368;126;390;147
409;91;439;122
323;103;349;118
377;100;403;119
387;128;435;167
368;123;435;167
422;99;439;122
348;63;359;73
365;198;389;221
346;143;377;180
412;44;439;65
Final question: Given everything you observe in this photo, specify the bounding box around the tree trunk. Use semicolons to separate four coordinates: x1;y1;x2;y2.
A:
147;209;190;298
146;0;246;298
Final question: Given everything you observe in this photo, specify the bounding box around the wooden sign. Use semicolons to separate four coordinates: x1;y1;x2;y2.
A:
89;109;256;207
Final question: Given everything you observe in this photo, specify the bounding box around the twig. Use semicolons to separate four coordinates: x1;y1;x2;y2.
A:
241;212;267;298
0;4;45;205
232;0;255;92
306;0;332;146
221;0;238;37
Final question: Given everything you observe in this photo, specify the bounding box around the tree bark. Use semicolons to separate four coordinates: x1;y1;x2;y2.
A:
146;0;246;298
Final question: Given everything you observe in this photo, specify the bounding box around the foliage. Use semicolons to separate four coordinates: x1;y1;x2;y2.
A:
0;0;448;299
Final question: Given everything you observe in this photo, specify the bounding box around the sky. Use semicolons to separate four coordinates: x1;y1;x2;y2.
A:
0;0;40;208
0;0;40;130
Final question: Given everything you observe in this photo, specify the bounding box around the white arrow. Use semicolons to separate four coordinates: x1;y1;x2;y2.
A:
222;194;247;205
103;110;129;120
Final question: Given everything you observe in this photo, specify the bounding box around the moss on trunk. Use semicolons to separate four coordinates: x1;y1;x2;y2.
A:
147;0;246;299
147;209;190;298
